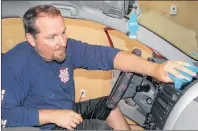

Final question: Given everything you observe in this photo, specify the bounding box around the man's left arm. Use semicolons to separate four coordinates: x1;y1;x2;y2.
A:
69;39;120;70
69;39;196;82
113;51;196;83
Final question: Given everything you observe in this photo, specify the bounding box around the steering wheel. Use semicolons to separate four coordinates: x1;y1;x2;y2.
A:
106;71;134;108
106;49;142;109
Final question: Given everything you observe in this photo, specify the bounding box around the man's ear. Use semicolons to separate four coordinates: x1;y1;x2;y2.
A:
26;33;36;47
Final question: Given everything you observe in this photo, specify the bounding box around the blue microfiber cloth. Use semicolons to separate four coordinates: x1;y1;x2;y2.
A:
168;62;198;89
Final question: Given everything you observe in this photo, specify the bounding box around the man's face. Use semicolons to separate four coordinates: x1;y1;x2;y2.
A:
33;15;67;63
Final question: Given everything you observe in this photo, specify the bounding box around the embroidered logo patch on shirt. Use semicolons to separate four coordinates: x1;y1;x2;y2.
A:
59;67;69;83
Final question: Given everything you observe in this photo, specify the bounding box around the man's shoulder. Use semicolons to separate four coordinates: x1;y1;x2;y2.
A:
67;38;79;46
67;38;89;46
67;38;94;52
4;40;30;53
2;41;32;69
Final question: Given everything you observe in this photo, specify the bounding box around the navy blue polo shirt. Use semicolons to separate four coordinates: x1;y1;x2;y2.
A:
2;38;120;129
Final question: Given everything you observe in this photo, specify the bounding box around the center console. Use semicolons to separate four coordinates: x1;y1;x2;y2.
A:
143;77;198;130
144;83;183;129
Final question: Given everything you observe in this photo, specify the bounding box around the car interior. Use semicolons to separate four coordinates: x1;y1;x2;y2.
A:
1;1;198;130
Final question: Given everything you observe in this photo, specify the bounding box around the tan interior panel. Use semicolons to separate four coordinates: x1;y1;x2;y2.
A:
2;18;26;53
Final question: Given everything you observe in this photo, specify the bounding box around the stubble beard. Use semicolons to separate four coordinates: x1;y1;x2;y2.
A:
53;48;67;63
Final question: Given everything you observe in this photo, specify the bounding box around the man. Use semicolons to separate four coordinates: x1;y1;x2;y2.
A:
2;4;196;130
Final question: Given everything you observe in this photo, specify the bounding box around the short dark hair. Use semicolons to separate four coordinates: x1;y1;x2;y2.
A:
22;5;61;38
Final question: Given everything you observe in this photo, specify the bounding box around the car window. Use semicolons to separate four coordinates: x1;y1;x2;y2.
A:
126;1;198;61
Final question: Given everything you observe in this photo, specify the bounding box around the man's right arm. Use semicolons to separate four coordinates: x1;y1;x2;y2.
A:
2;63;83;128
2;64;40;127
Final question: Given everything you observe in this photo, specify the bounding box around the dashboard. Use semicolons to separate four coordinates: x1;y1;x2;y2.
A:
144;77;197;130
110;53;198;130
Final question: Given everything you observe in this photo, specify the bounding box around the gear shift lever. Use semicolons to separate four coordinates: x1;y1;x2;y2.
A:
136;84;150;92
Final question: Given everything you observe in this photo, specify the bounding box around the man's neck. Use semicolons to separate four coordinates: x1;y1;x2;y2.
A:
34;48;53;62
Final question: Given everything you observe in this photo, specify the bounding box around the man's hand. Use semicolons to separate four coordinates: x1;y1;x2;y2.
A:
154;61;197;83
114;51;196;83
51;110;83;130
39;109;83;130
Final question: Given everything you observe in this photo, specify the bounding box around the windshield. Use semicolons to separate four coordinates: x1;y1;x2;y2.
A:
127;1;198;61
